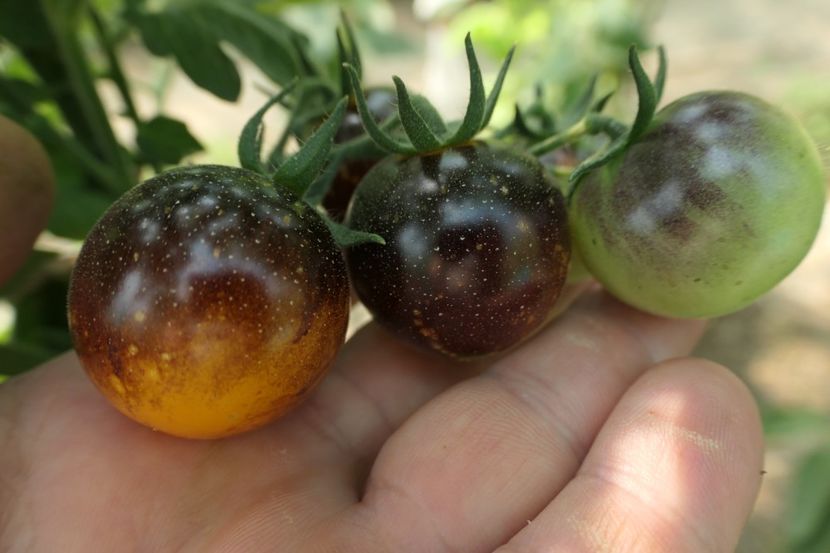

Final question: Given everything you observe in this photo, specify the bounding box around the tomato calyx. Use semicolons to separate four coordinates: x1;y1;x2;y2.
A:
520;46;667;201
235;80;385;249
343;33;515;157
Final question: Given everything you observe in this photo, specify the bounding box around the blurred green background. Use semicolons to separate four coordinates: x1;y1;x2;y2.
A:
1;1;830;551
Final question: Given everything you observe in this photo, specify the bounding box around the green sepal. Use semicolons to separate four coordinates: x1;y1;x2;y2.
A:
393;76;443;151
302;150;344;206
331;115;401;160
561;74;597;128
344;34;513;156
336;29;351;98
410;94;448;136
274;96;348;196
447;33;486;144
567;46;665;193
321;213;386;247
653;45;668;106
339;10;362;81
307;116;400;206
481;43;515;128
627;45;658;145
238;81;297;174
344;63;415;155
592;90;615;114
511;105;545;140
269;78;338;165
566;134;627;199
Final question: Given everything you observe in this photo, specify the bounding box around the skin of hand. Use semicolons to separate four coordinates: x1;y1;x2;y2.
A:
0;279;763;552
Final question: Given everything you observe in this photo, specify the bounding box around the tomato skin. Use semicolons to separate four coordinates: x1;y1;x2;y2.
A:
323;87;396;220
68;165;349;439
570;91;826;318
345;143;570;358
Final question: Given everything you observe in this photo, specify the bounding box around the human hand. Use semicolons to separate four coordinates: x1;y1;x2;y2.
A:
0;288;763;552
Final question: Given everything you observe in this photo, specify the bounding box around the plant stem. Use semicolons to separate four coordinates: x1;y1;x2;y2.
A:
89;6;141;127
528;119;588;157
0;78;120;190
41;4;135;190
528;112;631;158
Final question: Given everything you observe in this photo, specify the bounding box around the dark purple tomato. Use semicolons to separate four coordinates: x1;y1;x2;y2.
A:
68;165;350;439
323;87;397;220
345;143;571;359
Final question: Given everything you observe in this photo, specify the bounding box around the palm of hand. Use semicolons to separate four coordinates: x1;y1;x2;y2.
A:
1;291;762;553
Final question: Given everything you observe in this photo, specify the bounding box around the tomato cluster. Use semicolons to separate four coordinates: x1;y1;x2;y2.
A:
67;36;826;439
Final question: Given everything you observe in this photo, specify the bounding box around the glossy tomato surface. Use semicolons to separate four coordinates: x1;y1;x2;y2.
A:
570;91;826;318
345;143;570;358
68;165;349;438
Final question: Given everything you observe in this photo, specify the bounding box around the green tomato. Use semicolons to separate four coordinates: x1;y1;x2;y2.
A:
570;91;826;318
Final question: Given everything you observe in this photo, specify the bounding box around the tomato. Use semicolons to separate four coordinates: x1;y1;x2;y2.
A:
323;87;396;220
570;91;826;318
0;114;54;285
68;165;349;438
345;143;570;358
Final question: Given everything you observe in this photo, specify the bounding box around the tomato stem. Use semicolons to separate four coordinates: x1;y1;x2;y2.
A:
527;119;588;156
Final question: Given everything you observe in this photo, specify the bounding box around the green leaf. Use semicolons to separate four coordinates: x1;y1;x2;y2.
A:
132;11;241;101
447;33;486;144
343;64;414;155
0;76;49;113
789;445;830;550
136;115;203;166
0;0;52;49
274;96;348;197
194;1;307;87
393;76;443;151
45;150;119;238
627;46;658;145
481;44;515;128
237;84;296;174
321;215;385;248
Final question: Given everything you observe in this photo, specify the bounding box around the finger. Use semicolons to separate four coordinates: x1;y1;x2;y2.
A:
3;354;361;551
0;114;54;285
289;281;590;463
497;358;764;553
351;291;706;552
282;321;480;461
